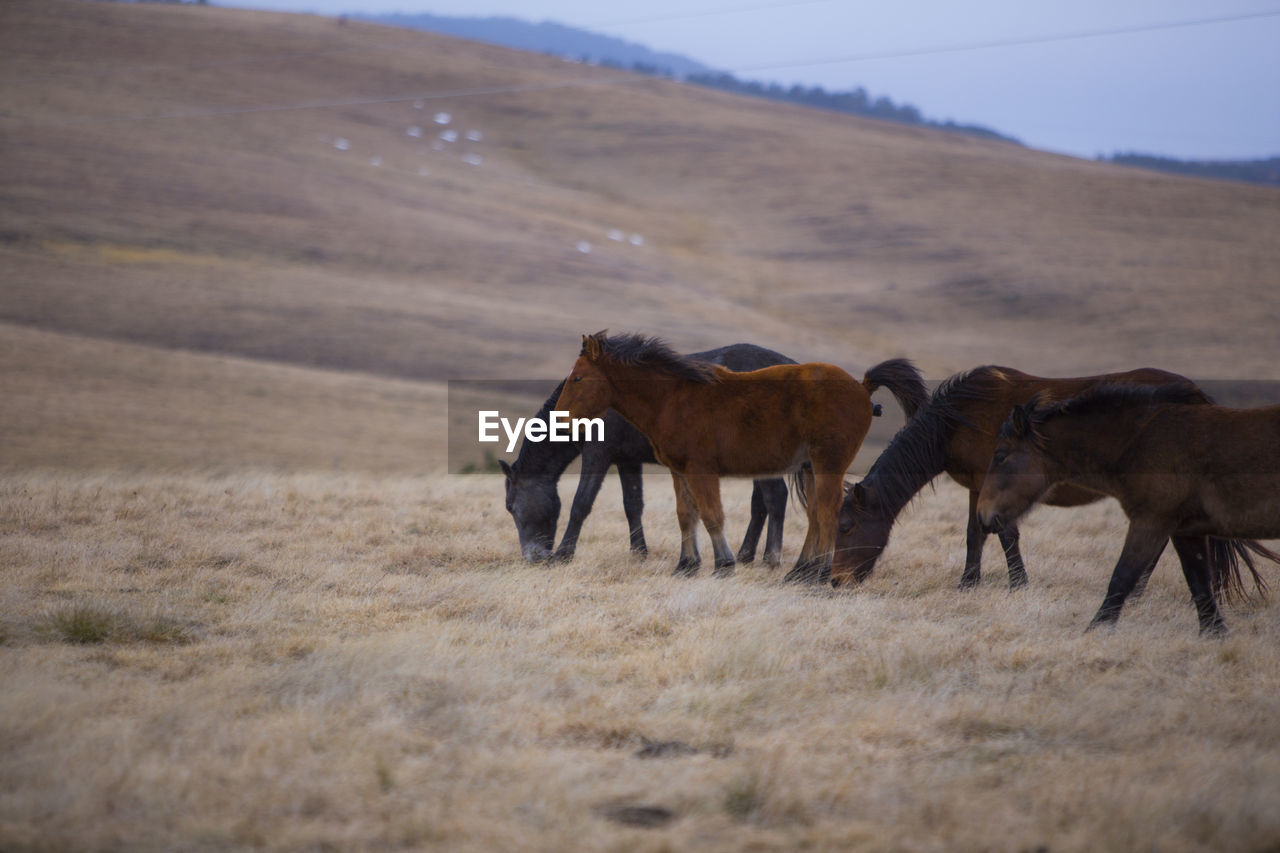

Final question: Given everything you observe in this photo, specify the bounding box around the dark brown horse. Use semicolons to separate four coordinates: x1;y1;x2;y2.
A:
977;383;1278;634
555;332;925;579
830;366;1207;588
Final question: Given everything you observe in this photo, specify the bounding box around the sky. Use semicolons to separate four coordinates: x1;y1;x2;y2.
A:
225;0;1280;161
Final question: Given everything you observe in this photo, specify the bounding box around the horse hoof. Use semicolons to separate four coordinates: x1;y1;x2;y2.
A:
713;561;736;578
783;565;820;584
958;576;980;590
1085;616;1117;633
1200;620;1228;637
673;559;700;577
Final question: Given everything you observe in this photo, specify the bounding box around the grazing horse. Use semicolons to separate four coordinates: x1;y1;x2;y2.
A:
977;384;1278;635
830;366;1214;589
555;332;925;579
501;344;798;564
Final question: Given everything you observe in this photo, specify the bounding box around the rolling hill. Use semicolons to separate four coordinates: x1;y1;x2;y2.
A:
3;0;1280;472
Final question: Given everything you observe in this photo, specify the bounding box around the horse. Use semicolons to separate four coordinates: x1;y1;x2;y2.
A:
977;383;1279;635
829;365;1223;589
500;344;798;564
555;331;925;579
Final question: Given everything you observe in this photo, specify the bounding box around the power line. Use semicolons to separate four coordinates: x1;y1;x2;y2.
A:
10;6;1279;130
725;8;1280;75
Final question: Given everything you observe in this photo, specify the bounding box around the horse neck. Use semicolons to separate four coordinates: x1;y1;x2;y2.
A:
1041;410;1145;492
599;363;680;436
513;383;582;479
865;409;954;516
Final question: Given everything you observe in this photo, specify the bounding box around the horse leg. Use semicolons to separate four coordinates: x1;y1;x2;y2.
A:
960;490;987;588
1087;523;1170;631
760;477;788;568
786;470;840;584
736;480;767;565
783;519;820;583
671;473;701;577
617;461;647;558
809;470;844;584
685;474;736;577
553;450;610;562
1127;539;1167;600
1172;536;1227;636
996;524;1029;590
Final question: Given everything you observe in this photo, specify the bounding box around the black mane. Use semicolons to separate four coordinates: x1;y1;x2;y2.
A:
590;333;718;383
856;365;1014;515
509;379;581;478
1017;381;1211;441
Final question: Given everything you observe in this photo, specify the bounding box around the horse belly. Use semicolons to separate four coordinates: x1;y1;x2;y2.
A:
714;437;807;477
1191;475;1280;538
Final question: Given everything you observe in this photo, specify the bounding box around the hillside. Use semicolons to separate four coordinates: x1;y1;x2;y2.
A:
3;0;1280;473
356;11;713;78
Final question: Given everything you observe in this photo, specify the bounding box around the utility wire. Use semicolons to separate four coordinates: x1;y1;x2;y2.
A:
9;7;1279;126
725;8;1280;74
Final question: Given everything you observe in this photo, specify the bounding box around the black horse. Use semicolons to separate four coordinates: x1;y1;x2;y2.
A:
501;344;797;564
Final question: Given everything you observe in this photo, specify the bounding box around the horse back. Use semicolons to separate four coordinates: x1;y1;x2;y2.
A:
942;366;1201;497
658;362;870;476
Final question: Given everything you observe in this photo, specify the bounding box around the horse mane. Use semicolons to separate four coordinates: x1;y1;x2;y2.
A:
853;365;1014;515
509;379;583;478
587;332;718;383
1011;381;1211;444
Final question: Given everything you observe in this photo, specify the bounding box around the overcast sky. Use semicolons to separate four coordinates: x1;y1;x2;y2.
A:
225;0;1280;160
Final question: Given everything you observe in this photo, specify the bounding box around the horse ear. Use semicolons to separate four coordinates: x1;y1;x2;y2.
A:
1008;404;1031;437
499;459;513;479
582;332;604;361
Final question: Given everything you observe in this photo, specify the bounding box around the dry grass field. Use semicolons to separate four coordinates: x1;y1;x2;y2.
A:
3;474;1279;851
3;0;1280;850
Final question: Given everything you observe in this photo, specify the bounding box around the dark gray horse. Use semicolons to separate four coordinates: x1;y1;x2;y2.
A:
501;344;797;564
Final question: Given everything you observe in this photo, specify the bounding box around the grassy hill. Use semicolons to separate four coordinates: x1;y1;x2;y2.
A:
5;0;1280;446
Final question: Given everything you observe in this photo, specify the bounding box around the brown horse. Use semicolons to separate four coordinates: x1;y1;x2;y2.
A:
977;383;1279;635
830;366;1211;589
555;332;925;580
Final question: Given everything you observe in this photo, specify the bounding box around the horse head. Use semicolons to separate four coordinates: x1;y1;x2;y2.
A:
500;459;560;562
829;480;895;586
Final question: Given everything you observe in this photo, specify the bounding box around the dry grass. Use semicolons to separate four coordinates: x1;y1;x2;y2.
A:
1;472;1278;851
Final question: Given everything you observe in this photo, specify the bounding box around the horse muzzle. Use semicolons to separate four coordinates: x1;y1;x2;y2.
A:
521;542;553;562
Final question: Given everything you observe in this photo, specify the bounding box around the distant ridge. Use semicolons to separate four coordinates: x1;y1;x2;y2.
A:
356;12;712;78
361;11;1277;187
1096;152;1280;187
357;11;1016;144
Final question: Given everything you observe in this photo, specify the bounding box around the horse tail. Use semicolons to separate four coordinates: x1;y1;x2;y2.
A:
1207;537;1276;603
789;463;812;510
863;358;927;420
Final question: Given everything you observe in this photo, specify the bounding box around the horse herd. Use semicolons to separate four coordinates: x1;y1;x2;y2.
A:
501;332;1280;635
